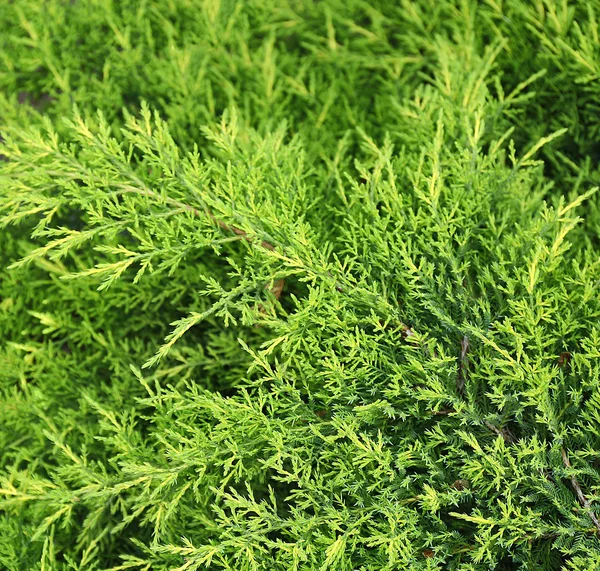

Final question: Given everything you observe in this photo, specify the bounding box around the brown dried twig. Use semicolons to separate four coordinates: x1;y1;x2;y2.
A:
561;447;600;535
433;408;455;416
212;215;275;251
178;201;276;251
484;420;515;444
270;278;285;300
558;352;572;369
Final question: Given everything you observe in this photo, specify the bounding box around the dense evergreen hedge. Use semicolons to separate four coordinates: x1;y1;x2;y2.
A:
1;1;600;569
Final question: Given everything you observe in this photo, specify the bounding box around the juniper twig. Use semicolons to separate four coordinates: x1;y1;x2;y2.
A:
561;447;600;535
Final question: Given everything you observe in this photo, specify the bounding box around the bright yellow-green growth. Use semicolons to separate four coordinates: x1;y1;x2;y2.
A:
1;1;600;569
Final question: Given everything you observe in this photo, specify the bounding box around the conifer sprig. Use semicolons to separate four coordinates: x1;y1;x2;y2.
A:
2;1;600;569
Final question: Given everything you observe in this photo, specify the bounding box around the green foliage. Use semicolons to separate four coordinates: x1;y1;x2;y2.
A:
1;0;600;569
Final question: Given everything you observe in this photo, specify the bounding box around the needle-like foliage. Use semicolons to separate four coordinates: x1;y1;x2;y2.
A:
1;1;600;569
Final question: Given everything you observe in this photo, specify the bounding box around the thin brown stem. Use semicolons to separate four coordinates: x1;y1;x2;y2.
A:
483;420;514;444
433;408;455;416
561;447;600;535
116;185;276;251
